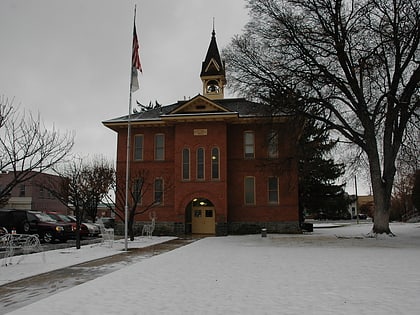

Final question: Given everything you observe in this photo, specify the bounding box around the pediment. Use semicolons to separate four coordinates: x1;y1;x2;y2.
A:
170;95;230;114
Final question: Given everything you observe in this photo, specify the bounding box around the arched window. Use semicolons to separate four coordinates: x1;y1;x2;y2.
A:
182;148;190;180
197;148;205;180
211;147;219;179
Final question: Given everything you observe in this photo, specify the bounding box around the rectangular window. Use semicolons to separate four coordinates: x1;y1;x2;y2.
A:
155;134;165;161
154;178;163;204
39;186;45;199
244;176;255;205
197;148;205;180
268;131;279;158
134;135;144;161
211;147;219;179
268;177;279;204
244;131;255;158
182;148;190;180
19;185;26;197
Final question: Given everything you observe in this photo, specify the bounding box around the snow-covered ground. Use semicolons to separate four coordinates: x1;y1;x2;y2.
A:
3;222;420;315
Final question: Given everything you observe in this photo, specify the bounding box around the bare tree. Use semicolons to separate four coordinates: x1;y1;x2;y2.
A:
41;156;114;249
103;169;173;241
0;96;13;129
82;156;115;222
224;0;419;234
0;97;74;206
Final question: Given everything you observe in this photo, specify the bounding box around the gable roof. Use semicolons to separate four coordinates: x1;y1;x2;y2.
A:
102;95;289;128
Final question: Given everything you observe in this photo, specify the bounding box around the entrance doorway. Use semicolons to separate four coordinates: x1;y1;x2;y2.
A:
186;198;215;234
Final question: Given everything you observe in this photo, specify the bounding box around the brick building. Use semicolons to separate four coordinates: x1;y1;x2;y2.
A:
0;171;67;213
103;29;302;235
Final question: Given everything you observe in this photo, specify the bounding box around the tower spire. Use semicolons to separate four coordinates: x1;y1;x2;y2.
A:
200;22;226;100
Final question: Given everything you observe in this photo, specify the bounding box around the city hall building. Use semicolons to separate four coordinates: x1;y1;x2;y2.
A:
103;30;302;235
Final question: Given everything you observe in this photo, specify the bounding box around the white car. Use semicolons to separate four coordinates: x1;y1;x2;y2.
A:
82;221;101;237
68;216;101;237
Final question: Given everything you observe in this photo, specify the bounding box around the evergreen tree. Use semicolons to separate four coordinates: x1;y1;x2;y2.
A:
298;120;350;221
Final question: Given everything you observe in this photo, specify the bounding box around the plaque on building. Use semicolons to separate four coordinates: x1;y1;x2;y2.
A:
194;129;208;136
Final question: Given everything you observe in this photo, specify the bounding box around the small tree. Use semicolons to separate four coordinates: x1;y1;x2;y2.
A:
103;169;173;241
82;156;115;222
43;158;86;249
42;156;114;249
298;119;350;220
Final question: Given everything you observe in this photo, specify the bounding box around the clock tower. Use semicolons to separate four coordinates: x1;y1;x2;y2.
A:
200;28;226;100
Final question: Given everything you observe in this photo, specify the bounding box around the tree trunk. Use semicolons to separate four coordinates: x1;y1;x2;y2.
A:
75;207;81;249
371;178;392;234
128;210;135;241
367;145;394;235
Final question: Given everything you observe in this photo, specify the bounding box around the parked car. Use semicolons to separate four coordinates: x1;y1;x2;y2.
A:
352;213;368;220
47;212;89;239
0;209;73;243
67;216;100;237
0;226;7;236
82;221;100;237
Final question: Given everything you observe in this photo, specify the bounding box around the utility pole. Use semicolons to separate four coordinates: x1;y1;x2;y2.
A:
355;175;359;224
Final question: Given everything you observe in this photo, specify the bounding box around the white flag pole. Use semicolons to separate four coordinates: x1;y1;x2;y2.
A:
124;5;138;252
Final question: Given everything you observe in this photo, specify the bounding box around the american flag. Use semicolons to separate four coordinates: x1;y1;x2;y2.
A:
131;22;142;92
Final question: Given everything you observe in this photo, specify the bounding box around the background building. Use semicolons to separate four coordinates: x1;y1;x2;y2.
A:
0;171;67;213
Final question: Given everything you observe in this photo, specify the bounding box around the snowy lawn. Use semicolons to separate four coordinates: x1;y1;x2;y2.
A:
0;236;177;285
4;222;420;315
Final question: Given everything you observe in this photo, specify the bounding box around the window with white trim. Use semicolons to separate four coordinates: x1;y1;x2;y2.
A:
244;131;255;158
155;134;165;161
197;148;205;180
268;131;279;159
134;135;144;161
268;176;279;204
154;178;163;204
182;148;190;180
211;147;219;179
244;176;255;205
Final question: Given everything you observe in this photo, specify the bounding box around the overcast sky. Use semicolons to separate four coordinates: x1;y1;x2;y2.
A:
0;0;249;162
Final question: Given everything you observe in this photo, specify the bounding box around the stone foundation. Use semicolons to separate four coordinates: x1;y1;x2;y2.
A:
228;221;301;234
115;220;301;236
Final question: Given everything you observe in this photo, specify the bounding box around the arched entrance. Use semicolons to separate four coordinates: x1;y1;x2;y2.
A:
185;197;215;234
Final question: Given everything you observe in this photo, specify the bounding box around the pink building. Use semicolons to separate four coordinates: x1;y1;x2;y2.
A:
0;171;68;214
